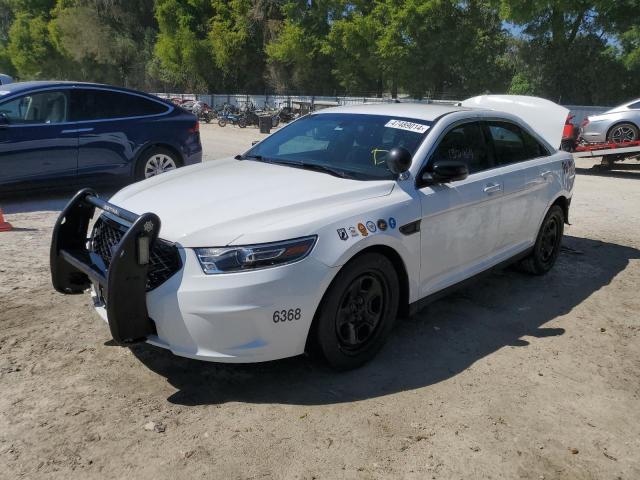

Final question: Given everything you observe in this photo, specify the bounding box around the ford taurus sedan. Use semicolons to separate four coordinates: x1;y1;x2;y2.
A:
51;96;574;370
0;81;202;193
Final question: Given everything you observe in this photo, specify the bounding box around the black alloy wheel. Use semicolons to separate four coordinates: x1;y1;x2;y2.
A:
312;253;399;370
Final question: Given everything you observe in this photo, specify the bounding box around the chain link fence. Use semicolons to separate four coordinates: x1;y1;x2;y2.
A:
153;92;609;125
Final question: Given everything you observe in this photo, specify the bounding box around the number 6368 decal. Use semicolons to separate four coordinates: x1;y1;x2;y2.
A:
273;308;302;323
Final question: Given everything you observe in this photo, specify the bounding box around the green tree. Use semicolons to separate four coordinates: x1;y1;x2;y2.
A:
51;0;157;87
209;0;271;91
496;0;640;104
265;0;341;94
0;0;16;75
7;12;64;78
153;0;216;91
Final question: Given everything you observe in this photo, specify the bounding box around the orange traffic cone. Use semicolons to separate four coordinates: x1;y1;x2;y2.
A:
0;208;13;232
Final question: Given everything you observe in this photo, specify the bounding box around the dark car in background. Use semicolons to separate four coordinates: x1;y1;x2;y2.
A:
0;81;202;193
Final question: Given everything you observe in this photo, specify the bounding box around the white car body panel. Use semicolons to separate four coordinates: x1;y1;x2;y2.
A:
90;99;574;363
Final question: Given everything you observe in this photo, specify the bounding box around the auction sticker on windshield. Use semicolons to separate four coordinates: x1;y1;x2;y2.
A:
385;119;430;133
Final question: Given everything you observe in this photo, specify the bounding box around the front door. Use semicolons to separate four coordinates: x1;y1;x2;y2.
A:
417;121;504;297
0;89;77;189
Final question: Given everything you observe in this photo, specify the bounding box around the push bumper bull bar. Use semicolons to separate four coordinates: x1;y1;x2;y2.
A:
50;188;161;344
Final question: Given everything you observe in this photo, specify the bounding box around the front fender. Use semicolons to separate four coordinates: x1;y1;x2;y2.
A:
309;195;422;304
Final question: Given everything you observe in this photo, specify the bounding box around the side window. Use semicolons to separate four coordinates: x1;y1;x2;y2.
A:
627;101;640;110
0;91;68;125
486;121;547;166
71;90;169;121
430;122;490;174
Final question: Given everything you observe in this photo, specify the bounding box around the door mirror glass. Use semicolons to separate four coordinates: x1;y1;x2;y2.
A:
385;147;412;174
423;161;469;184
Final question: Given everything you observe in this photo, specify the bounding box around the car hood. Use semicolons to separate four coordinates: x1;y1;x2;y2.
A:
109;158;395;247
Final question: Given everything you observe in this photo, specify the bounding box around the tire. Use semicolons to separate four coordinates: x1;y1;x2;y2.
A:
238;117;247;128
135;146;181;181
607;122;639;143
518;205;564;275
560;139;574;152
312;253;399;370
218;118;227;127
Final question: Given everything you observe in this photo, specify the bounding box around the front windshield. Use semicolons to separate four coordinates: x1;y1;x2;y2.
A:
243;113;432;180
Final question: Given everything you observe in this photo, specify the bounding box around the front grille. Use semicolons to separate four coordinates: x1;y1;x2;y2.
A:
91;216;181;291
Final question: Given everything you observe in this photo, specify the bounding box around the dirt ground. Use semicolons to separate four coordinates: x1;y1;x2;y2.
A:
1;124;639;479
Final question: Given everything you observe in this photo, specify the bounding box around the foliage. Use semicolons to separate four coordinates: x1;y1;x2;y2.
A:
0;0;638;105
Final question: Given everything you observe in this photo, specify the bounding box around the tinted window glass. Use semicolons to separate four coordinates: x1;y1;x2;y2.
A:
247;113;431;180
431;122;490;174
71;90;168;121
487;121;547;165
628;101;640;109
0;91;68;124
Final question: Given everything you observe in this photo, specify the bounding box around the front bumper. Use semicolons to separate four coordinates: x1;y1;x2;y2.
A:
93;251;336;362
51;189;338;363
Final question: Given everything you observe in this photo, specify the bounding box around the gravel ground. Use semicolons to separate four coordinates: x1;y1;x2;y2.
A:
1;123;639;479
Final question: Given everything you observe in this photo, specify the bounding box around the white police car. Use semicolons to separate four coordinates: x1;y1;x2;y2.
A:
51;96;575;369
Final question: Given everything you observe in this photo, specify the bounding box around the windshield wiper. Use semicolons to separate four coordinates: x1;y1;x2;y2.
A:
235;154;265;161
268;159;353;179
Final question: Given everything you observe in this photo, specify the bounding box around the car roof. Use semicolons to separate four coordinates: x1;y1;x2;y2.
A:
313;102;470;122
0;81;167;103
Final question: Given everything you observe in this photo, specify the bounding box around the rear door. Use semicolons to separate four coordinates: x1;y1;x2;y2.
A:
70;88;170;182
417;121;504;296
483;120;552;252
0;89;77;188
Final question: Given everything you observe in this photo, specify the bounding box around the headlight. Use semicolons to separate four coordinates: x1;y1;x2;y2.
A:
195;236;317;274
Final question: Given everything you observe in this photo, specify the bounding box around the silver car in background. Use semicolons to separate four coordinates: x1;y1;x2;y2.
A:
580;98;640;144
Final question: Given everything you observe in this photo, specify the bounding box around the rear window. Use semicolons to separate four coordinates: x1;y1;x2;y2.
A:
486;121;549;165
71;89;169;121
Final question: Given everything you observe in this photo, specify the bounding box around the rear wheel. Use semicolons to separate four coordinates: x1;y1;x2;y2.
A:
313;253;399;370
218;118;227;127
238;117;247;128
135;147;181;181
607;122;638;143
518;205;564;275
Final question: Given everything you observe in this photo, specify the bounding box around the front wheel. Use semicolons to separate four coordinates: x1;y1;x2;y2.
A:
237;117;247;128
135;147;181;181
218;118;227;127
312;253;399;370
518;205;564;275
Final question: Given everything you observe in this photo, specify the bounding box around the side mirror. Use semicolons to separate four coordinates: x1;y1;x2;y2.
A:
423;161;469;184
386;147;412;174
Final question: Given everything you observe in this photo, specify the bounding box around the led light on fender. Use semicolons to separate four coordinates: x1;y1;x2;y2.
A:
138;236;150;265
195;236;317;274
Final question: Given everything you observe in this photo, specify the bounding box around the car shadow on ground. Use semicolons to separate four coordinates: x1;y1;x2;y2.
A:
129;235;639;406
576;164;640;180
0;188;117;215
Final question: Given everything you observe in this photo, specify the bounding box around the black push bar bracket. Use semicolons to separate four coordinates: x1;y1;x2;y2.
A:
50;188;161;344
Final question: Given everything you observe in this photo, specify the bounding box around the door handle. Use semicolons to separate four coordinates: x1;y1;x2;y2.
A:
540;170;553;179
483;183;502;194
61;128;94;134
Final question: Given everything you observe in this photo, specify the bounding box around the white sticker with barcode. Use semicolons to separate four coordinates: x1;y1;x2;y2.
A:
385;119;430;133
